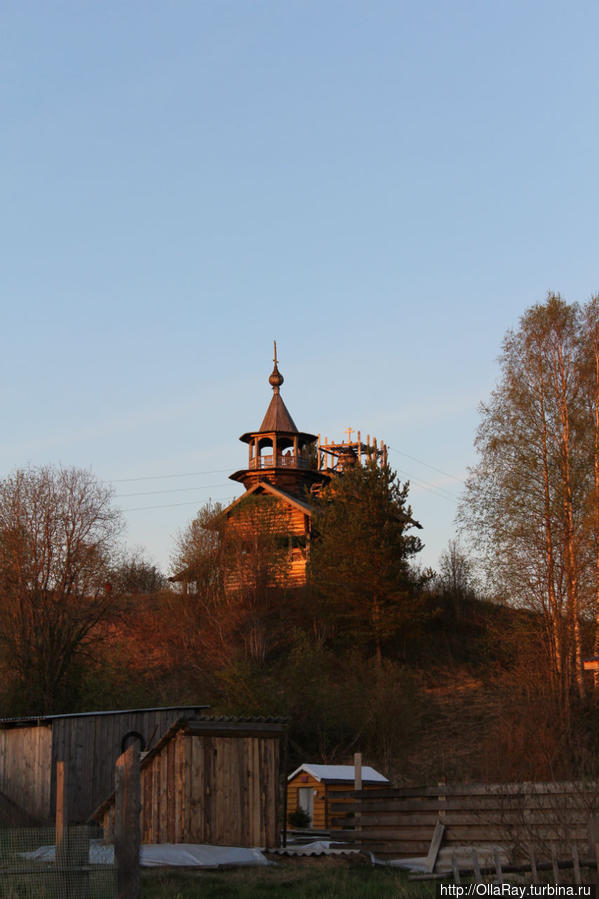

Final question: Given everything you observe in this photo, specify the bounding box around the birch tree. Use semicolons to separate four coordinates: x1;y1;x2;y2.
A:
460;295;588;703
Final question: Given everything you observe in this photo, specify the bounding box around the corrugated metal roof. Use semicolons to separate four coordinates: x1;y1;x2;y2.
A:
268;843;360;857
0;705;209;727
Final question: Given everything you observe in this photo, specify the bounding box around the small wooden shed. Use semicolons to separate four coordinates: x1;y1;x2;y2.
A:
287;763;389;830
0;705;207;823
94;716;287;848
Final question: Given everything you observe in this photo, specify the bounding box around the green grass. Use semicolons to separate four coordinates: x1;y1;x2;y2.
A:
141;859;438;899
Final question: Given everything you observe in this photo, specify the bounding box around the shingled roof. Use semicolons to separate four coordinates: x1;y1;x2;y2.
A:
259;391;298;433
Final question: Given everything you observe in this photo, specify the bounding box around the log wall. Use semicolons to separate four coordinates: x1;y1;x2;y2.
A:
330;781;599;862
225;500;311;591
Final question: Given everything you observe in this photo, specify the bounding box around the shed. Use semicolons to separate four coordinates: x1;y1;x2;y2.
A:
93;716;286;849
0;705;207;824
287;763;390;830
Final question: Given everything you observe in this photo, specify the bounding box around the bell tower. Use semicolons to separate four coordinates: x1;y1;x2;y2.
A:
230;343;327;498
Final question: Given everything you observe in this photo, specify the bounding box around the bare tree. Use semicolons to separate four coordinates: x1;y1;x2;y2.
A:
459;295;589;706
169;497;294;668
0;465;124;713
438;538;476;619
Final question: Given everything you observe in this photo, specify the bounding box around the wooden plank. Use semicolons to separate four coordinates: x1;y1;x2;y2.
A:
160;741;168;843
190;733;204;842
331;795;598;813
142;760;152;843
551;845;560;884
167;737;175;842
494;847;504;885
331;810;593;828
270;736;280;847
183;734;192;842
341;828;441;842
56;761;67;851
152;754;161;843
331;781;599;799
249;737;258;846
452;851;461;884
424;820;445;873
214;736;225;844
528;843;538;884
571;842;581;885
187;721;285;738
114;744;141;899
206;735;216;845
239;737;249;846
174;733;184;843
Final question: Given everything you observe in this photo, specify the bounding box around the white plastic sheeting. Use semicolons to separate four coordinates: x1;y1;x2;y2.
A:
23;840;270;868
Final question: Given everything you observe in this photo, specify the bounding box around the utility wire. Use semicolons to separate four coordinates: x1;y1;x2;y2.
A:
111;448;463;508
388;445;465;485
111;468;233;483
121;496;238;513
117;483;228;498
393;467;459;504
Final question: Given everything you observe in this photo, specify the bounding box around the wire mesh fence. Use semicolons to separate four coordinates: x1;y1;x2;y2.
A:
0;825;116;898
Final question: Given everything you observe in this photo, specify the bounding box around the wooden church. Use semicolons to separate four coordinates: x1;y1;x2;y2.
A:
221;345;326;589
175;344;388;593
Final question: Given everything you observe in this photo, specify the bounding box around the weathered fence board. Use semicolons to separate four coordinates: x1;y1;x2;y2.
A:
330;780;599;861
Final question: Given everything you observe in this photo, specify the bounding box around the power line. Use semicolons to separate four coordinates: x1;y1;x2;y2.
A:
110;468;234;483
117;483;229;499
121;496;238;513
111;449;463;509
388;446;465;485
393;467;459;504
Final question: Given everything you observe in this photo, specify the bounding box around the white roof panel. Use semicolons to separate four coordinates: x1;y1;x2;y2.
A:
287;763;389;784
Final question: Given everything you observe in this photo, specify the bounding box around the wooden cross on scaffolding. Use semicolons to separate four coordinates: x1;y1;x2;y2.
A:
345;427;353;443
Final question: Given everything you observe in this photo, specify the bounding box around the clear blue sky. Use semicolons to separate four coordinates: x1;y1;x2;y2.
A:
2;1;598;574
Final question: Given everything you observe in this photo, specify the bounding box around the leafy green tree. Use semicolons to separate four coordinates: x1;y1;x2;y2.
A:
310;458;423;664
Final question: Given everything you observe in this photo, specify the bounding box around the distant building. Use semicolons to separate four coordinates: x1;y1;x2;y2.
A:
173;343;388;592
287;763;390;830
222;345;328;590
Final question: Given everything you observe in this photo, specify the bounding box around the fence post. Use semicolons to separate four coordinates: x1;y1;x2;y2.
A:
354;752;362;839
56;761;67;855
588;814;599;886
55;762;89;897
115;743;141;899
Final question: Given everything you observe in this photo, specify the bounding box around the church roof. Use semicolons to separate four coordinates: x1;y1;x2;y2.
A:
222;481;313;518
259;391;298;433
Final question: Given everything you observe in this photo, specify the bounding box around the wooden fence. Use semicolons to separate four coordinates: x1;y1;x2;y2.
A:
330;781;599;863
